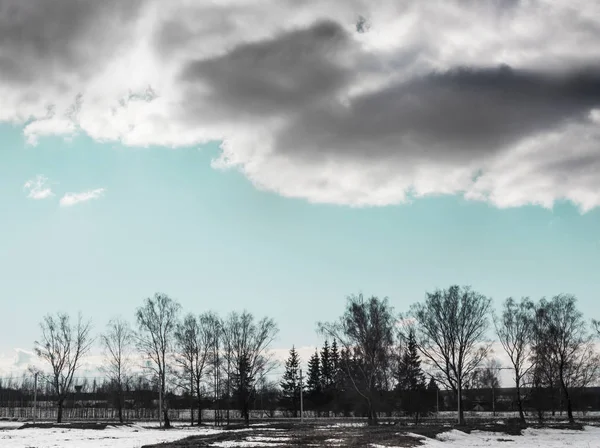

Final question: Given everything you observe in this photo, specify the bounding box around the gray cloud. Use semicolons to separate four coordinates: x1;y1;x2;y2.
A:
1;0;600;210
0;0;144;86
180;21;354;122
274;65;600;164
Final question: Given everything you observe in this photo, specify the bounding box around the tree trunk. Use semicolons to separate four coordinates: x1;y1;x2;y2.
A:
367;400;378;426
516;383;525;424
197;394;203;426
163;409;171;428
457;381;465;426
118;396;124;424
57;398;64;423
243;404;250;426
561;382;574;423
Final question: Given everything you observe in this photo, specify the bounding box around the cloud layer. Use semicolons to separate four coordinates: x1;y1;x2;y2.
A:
3;0;600;210
23;175;53;200
59;188;106;207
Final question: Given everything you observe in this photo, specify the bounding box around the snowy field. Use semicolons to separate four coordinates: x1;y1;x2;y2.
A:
0;422;222;448
422;426;600;447
2;421;600;447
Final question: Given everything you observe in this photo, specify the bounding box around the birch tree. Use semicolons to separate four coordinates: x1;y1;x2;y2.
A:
136;293;181;428
34;312;93;423
532;294;599;423
175;312;213;425
222;311;278;425
410;285;491;425
101;317;135;423
494;297;534;423
318;294;396;426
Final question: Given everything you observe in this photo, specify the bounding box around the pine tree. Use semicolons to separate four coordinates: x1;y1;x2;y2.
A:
396;329;426;391
306;350;321;413
232;352;255;424
280;346;301;417
396;329;428;423
337;346;353;417
427;377;439;391
320;340;331;388
330;339;340;382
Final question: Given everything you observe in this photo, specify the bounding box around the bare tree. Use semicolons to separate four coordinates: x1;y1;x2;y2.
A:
494;297;535;423
533;294;599;423
318;294;396;426
222;311;278;426
204;312;223;426
175;312;213;426
136;293;181;428
101;317;135;423
410;285;491;425
34;312;93;423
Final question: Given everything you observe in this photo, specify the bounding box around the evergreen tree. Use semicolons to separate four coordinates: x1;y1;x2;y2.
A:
306;350;321;413
232;352;255;424
280;346;301;417
330;339;340;382
396;329;426;391
330;340;342;412
427;377;439;391
395;329;428;423
320;340;332;388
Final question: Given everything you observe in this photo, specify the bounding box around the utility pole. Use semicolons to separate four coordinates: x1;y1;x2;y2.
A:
33;372;38;424
299;369;304;423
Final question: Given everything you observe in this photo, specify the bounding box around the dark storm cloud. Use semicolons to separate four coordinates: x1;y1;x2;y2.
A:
273;65;600;163
180;20;354;120
0;0;144;85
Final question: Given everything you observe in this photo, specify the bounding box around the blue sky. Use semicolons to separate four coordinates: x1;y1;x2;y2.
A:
2;122;600;364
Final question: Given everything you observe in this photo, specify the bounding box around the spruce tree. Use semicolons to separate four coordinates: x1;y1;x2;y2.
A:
338;346;353;417
330;340;342;411
397;329;426;390
280;346;301;417
320;340;332;388
396;329;427;423
232;352;255;425
306;350;321;413
427;377;439;391
330;339;340;382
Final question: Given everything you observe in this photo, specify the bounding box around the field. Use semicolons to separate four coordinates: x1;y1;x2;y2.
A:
2;420;600;448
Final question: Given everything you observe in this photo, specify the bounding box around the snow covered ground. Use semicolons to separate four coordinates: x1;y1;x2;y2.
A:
2;422;600;447
0;422;222;448
418;426;600;448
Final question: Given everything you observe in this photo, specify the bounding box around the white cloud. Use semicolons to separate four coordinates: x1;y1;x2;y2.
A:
3;0;600;211
59;188;106;207
23;175;54;200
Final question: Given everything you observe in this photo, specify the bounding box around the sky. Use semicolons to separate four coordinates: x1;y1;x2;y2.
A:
1;0;600;382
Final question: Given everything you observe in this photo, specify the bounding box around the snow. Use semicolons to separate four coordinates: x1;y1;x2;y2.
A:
0;423;222;448
246;435;291;441
211;442;281;447
421;426;600;448
2;422;600;447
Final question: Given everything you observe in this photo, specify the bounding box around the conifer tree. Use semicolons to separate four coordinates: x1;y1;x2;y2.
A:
280;346;301;417
396;329;428;423
330;339;340;382
320;341;332;388
396;329;426;391
427;377;439;391
232;352;255;423
306;350;321;413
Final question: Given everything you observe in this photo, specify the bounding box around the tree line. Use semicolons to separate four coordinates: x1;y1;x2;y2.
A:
31;286;600;427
